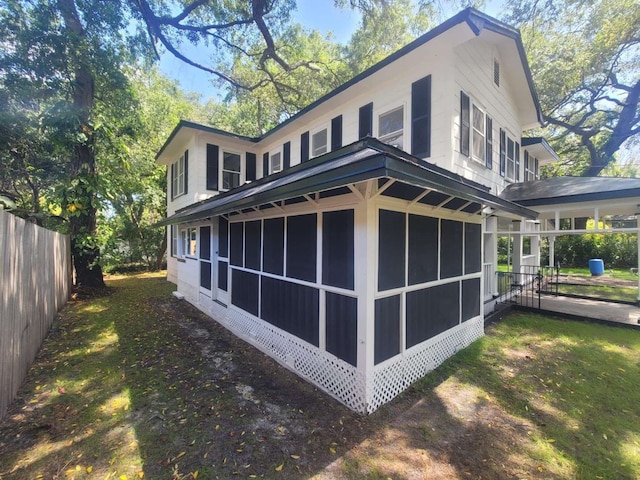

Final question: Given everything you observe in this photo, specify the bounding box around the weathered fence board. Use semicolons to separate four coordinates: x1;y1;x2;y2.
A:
0;210;71;420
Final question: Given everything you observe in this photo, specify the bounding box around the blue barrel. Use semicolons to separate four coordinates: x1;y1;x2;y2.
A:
589;259;605;276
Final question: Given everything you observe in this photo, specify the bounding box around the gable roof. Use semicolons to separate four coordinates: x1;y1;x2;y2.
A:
156;8;543;161
158;137;536;226
500;176;640;206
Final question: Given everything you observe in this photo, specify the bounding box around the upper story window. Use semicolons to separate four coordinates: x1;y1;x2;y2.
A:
499;130;520;182
524;151;538;181
472;105;486;161
311;128;328;157
222;151;241;190
506;138;515;180
460;92;492;168
379;106;404;149
270;151;282;174
171;151;187;199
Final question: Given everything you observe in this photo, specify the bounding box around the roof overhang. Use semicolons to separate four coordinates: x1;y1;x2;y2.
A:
155;9;545;165
158;139;536;226
156;121;259;164
521;137;560;164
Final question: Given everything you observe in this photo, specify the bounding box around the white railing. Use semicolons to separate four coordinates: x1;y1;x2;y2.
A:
483;262;494;300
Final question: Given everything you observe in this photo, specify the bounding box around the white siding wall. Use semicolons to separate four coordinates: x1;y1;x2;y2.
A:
452;38;524;194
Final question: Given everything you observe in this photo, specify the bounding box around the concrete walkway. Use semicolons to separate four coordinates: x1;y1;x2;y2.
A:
520;294;640;329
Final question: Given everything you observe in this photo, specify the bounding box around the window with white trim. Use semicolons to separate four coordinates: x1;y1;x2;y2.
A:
311;128;327;157
270;151;282;174
171;225;178;257
460;92;493;168
524;151;538;182
379;106;404;149
472;104;486;162
171;154;186;198
222;151;241;190
506;137;515;181
181;226;197;257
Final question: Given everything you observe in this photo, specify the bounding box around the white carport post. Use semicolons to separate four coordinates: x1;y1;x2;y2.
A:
548;235;556;268
637;222;640;303
511;220;523;273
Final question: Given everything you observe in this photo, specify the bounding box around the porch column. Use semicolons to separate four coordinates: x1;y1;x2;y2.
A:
549;235;556;268
511;220;523;273
484;216;498;297
531;234;540;267
637;226;640;303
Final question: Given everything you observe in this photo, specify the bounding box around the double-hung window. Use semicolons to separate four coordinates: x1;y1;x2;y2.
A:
524;151;538;181
379;106;404;149
180;226;197;257
222;152;241;190
270;151;282;174
171;153;186;198
472;105;486;162
460;92;493;168
311;128;328;157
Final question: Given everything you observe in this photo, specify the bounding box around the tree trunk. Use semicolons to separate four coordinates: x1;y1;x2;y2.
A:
59;0;104;288
154;229;167;271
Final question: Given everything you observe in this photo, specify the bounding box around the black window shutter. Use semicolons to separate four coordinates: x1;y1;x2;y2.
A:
411;75;431;158
263;152;269;177
515;142;521;181
359;103;373;138
499;129;506;177
283;141;291;169
170;163;175;199
460;92;470;156
183;149;188;194
300;131;310;162
331;115;343;151
485;116;493;169
246;152;256;181
534;157;539;179
206;144;219;190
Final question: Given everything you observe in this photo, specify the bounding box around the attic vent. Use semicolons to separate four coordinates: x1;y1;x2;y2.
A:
493;59;500;86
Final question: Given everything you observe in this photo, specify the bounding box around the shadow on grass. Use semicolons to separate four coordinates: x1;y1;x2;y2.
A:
2;275;640;480
407;314;640;479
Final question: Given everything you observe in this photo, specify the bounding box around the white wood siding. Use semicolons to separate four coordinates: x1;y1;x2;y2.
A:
452;37;524;193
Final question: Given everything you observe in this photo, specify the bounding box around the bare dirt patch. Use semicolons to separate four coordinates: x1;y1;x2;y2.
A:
3;274;638;479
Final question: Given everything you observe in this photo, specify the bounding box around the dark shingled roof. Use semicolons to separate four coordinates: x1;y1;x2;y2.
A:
158;138;537;226
500;176;640;206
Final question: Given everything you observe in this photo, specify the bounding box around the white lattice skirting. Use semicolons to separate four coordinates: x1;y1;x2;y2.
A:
193;294;483;414
200;299;368;413
368;316;484;413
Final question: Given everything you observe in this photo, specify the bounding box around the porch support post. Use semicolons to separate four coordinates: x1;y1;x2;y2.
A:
355;195;376;411
637;225;640;303
512;220;523;274
531;233;540;267
549;235;556;268
484;216;498;297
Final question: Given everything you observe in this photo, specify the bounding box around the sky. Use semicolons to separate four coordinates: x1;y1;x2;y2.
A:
159;1;360;100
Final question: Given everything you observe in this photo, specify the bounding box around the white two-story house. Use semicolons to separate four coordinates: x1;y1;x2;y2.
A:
156;8;563;414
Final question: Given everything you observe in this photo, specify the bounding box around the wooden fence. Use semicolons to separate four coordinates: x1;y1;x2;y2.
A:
0;210;71;420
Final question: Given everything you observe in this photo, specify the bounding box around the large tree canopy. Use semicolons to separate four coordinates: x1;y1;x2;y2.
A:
505;0;640;175
0;0;304;286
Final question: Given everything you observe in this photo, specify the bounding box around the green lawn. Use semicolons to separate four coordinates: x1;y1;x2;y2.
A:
498;263;639;280
1;274;640;479
556;284;639;303
409;313;640;480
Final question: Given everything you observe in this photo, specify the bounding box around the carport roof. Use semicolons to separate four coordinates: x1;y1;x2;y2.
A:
500;176;640;206
158;138;536;226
